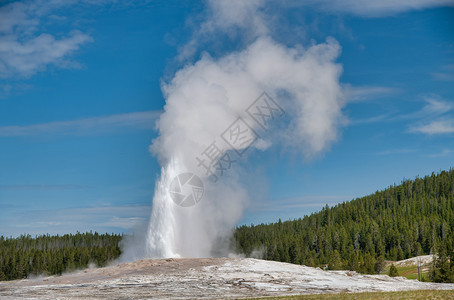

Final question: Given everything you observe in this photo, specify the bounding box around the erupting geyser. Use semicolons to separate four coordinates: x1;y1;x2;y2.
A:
144;36;346;258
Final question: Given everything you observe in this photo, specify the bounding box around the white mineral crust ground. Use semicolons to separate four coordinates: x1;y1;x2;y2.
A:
1;258;454;299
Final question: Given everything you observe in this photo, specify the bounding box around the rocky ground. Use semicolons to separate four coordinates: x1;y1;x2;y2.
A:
1;257;454;299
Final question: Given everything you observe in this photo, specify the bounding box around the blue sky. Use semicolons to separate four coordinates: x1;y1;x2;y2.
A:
0;0;453;237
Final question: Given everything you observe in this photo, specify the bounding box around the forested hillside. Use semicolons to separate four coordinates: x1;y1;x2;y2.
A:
234;169;454;281
0;232;122;281
2;169;453;282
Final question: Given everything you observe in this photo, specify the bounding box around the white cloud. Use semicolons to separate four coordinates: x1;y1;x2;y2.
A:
0;1;93;78
307;0;454;17
179;0;454;60
431;72;454;82
431;64;454;82
249;195;348;212
101;216;145;229
376;149;416;156
396;96;453;122
411;120;454;135
407;96;454;135
351;95;454;131
428;148;453;158
421;96;453;115
204;0;268;37
0;184;92;190
343;85;400;103
0;204;152;237
177;0;268;61
0;110;161;136
0;82;33;98
352;113;394;125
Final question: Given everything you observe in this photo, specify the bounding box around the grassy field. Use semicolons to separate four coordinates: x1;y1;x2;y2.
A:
245;289;454;299
381;264;429;281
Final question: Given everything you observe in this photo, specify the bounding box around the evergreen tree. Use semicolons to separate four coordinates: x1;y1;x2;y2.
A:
374;255;386;274
328;250;342;270
233;168;454;282
388;264;398;277
429;250;454;283
0;232;122;281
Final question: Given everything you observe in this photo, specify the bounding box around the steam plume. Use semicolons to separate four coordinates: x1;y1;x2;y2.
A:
144;1;346;258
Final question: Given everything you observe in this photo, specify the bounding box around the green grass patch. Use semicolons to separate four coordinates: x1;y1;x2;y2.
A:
243;289;454;299
381;264;429;281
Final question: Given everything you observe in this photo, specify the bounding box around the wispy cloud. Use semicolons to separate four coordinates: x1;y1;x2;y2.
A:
344;86;402;125
376;149;416;155
420;96;453;115
0;110;161;137
428;148;453;158
411;120;454;135
431;64;454;82
0;204;152;237
100;216;145;229
351;94;454;136
179;0;454;61
352;113;395;125
0;82;33;99
392;96;451;121
0;1;96;78
177;0;269;61
431;72;454;82
343;85;400;103
0;184;93;191
307;0;454;17
407;96;454;135
249;195;349;213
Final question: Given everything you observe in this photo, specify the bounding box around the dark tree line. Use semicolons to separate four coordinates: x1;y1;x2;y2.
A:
0;232;122;281
2;169;453;282
234;169;454;281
